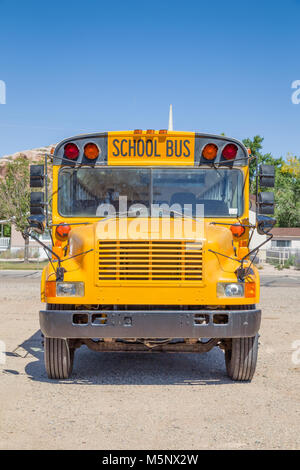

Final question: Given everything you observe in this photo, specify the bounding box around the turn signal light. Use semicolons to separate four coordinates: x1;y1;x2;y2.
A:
222;143;238;160
84;143;99;160
245;282;256;298
45;281;56;297
56;224;71;240
230;224;245;237
202;143;218;160
64;143;79;160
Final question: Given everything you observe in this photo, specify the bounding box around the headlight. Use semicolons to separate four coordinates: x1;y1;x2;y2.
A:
56;282;84;297
217;282;244;297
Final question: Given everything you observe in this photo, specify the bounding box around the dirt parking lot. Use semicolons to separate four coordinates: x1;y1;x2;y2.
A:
0;271;299;450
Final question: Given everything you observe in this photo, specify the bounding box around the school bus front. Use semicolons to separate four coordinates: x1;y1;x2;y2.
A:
36;131;262;381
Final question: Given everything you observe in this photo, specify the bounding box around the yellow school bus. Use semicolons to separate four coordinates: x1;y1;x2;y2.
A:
28;130;276;381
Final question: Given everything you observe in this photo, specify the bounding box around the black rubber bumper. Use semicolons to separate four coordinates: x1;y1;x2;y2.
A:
39;308;261;339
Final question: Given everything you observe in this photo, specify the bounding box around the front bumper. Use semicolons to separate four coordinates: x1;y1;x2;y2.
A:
40;308;261;339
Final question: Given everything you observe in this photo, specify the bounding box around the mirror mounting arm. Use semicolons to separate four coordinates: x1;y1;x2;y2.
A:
25;228;65;281
235;231;274;281
240;231;273;265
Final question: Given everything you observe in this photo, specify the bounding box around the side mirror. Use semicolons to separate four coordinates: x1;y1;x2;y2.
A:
30;165;45;188
256;215;276;235
30;191;45;215
259;164;275;188
258;191;275;215
27;214;46;234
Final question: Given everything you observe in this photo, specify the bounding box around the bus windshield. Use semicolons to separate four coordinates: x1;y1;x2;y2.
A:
58;167;243;217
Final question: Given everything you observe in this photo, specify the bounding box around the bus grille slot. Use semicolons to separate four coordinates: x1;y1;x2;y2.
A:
97;240;203;282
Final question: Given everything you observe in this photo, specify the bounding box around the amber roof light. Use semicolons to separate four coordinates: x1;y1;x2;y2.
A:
84;143;99;160
202;143;218;160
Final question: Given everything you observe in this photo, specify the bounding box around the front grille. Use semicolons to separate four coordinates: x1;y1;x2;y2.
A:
97;240;203;282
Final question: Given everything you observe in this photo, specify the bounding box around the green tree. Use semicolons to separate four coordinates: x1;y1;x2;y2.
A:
0;157;31;261
276;155;300;226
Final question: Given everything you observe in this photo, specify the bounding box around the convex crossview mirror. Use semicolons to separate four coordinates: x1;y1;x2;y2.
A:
256;215;276;235
27;214;46;234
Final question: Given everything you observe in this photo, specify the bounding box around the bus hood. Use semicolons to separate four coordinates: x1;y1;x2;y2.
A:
67;218;236;272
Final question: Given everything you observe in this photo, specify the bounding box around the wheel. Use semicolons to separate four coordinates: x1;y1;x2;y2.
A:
44;337;74;379
225;334;259;381
44;304;75;379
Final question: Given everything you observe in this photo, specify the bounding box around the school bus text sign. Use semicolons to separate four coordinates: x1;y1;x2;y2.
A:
107;132;195;165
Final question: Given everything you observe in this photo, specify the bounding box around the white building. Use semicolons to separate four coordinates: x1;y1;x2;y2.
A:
265;227;300;250
0;223;10;251
0;224;51;259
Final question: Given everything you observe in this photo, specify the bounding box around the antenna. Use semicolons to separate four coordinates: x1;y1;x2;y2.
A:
168;104;173;131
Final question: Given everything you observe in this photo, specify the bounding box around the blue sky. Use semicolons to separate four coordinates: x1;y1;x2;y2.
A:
0;0;299;158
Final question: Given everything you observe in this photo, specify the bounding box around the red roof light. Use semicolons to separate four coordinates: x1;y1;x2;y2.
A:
222;144;238;160
64;143;79;160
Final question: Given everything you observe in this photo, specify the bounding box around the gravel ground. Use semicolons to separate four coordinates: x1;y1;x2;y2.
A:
0;272;299;450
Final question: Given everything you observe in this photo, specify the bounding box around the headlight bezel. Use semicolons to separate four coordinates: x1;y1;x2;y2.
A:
217;282;244;298
56;282;84;297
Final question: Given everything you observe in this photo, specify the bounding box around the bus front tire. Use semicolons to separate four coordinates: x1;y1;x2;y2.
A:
44;337;74;379
225;334;259;381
